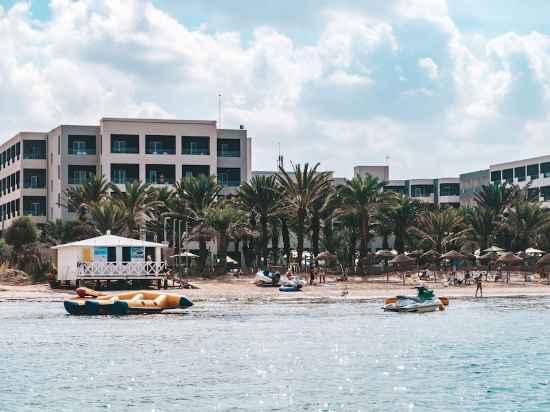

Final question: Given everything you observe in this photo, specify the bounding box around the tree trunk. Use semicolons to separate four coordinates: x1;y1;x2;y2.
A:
311;213;320;258
382;235;389;250
322;218;335;253
199;239;208;272
281;216;291;265
271;217;280;266
359;212;369;274
394;232;404;254
349;232;357;272
260;215;269;265
297;209;306;271
215;235;228;275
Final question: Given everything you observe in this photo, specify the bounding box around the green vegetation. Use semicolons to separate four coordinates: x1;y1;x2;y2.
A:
40;165;550;276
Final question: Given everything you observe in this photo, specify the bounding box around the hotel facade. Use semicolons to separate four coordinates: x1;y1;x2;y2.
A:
0;118;251;230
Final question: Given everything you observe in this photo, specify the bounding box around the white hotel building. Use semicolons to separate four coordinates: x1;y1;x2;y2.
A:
489;155;550;205
0;118;251;231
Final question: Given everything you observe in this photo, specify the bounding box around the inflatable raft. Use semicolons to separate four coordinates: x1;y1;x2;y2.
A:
64;287;193;315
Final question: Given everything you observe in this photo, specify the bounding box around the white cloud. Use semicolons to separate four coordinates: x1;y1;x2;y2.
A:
418;57;439;80
326;70;373;86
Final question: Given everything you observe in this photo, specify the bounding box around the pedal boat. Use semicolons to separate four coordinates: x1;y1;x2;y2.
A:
64;287;193;315
383;286;448;313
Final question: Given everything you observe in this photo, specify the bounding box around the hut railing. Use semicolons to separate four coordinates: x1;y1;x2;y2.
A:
77;261;167;278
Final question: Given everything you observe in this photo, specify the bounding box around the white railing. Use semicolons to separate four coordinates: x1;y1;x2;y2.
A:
77;261;167;278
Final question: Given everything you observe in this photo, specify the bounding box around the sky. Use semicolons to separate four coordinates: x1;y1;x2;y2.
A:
2;0;550;179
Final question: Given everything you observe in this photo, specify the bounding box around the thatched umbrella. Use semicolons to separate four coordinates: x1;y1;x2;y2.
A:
421;249;440;260
440;250;465;260
537;253;550;266
478;251;497;261
406;250;424;258
497;252;523;283
317;251;337;260
390;254;415;285
376;250;396;282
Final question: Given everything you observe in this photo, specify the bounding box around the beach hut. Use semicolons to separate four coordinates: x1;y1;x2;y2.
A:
52;231;167;288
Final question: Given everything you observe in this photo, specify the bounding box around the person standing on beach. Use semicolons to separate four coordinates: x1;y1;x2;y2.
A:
475;274;483;297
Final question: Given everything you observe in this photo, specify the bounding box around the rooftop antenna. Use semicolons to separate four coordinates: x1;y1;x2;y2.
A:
277;142;284;170
217;93;222;128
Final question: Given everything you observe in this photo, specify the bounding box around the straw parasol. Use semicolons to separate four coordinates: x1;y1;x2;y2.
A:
484;245;505;253
537;253;550;266
478;251;497;261
317;251;337;260
526;247;545;255
406;250;424;258
497;252;523;264
171;251;199;258
390;254;415;285
440;250;465;260
497;252;523;283
421;249;440;260
376;249;397;258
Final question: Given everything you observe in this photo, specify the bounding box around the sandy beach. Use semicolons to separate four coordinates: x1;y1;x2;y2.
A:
2;274;550;304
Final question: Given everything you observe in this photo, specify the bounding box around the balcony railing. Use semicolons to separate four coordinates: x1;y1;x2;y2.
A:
77;261;167;278
23;153;47;160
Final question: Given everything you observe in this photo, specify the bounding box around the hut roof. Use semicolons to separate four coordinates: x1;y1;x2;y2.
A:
52;233;165;249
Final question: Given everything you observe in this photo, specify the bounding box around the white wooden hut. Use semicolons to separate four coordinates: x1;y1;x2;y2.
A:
52;231;167;287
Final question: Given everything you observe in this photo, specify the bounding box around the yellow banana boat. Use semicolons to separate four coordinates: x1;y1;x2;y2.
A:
64;288;193;315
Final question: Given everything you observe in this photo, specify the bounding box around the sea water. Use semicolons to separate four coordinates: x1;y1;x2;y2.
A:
1;298;550;411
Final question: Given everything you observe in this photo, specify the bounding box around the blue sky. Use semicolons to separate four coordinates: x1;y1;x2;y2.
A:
2;0;550;179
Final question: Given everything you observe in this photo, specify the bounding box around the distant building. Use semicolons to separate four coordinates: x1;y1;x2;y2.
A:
459;170;490;206
353;165;389;182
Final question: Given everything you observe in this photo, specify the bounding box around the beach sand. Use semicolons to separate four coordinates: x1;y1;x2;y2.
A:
2;273;550;304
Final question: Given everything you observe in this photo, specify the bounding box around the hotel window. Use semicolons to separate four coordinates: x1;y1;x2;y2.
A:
439;183;459;197
514;166;526;182
23;196;46;216
217;139;240;157
111;134;139;154
68;135;96;155
384;186;408;195
217;168;241;187
23;169;46;189
502;169;513;183
145;135;175;155
23;140;47;159
68;165;96;185
15;142;20;160
541;162;550;178
527;164;539;180
410;185;434;198
490;170;501;183
146;164;175;185
541;186;550;201
528;188;540;201
182;137;209;155
182;165;210;178
111;164;139;185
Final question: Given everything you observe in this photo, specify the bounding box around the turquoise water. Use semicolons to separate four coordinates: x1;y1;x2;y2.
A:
2;298;550;411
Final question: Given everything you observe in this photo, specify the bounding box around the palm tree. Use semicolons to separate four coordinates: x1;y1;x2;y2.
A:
474;182;521;214
338;175;390;272
86;199;127;236
111;181;161;239
410;207;470;253
276;163;331;269
201;202;248;274
146;186;174;243
464;206;497;251
63;175;111;219
500;200;550;251
40;219;96;245
174;176;222;270
384;195;421;253
236;175;281;265
308;190;336;258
